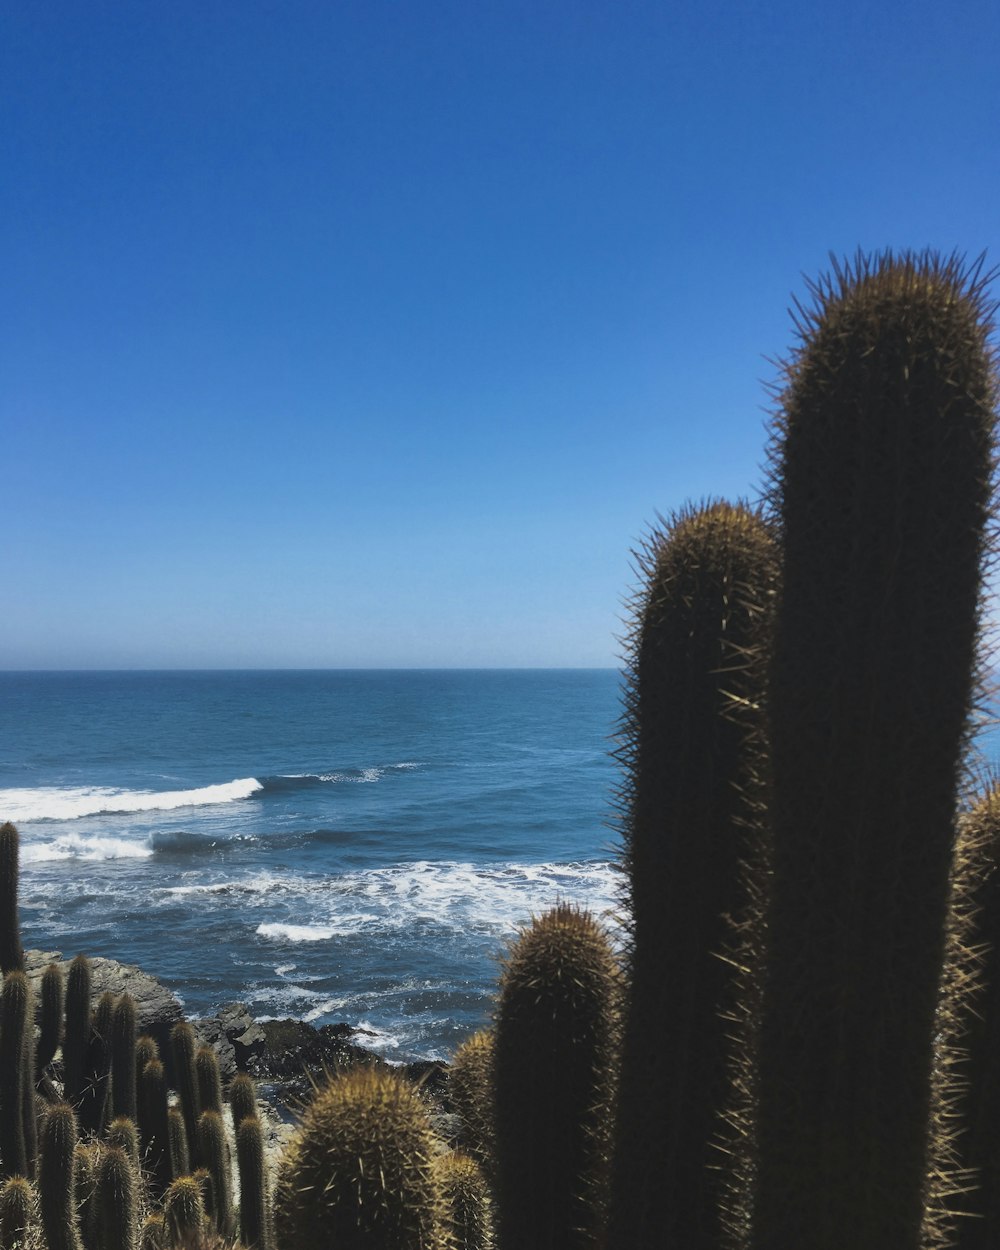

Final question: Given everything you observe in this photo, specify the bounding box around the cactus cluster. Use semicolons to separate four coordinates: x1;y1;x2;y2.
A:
2;249;999;1250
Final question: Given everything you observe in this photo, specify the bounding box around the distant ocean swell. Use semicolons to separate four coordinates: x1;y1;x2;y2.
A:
0;765;423;824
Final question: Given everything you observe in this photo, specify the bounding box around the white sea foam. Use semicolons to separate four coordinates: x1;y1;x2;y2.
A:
161;860;622;944
20;834;154;863
0;778;263;823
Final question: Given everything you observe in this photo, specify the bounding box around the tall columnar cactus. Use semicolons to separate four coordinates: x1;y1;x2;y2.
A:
139;1059;172;1197
494;905;620;1250
435;1152;494;1250
448;1031;496;1177
39;1104;83;1250
607;501;777;1250
195;1048;223;1118
167;1110;189;1183
228;1075;257;1134
37;962;65;1079
95;1146;137;1250
751;251;997;1250
935;778;1000;1247
236;1115;270;1250
110;995;137;1124
170;1022;201;1170
80;993;115;1137
106;1119;139;1172
0;824;24;975
1;972;31;1179
63;956;93;1112
0;1176;31;1250
273;1067;445;1250
162;1176;206;1248
197;1111;233;1238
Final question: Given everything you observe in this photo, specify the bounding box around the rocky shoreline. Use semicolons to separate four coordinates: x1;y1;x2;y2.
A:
25;949;459;1160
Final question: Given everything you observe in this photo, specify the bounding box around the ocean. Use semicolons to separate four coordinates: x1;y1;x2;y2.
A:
0;670;624;1062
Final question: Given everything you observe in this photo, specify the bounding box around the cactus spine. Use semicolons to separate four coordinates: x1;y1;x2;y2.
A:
0;825;24;975
0;1177;31;1250
1;972;30;1179
110;996;137;1124
162;1176;206;1248
139;1059;172;1197
63;957;92;1112
80;993;115;1137
448;1031;495;1177
167;1110;189;1183
37;962;64;1079
435;1152;494;1250
228;1074;257;1134
235;1115;269;1250
195;1048;223;1118
608;501;777;1249
197;1111;233;1237
95;1146;137;1250
752;251;997;1250
169;1022;201;1170
494;905;620;1250
274;1066;445;1249
40;1104;83;1250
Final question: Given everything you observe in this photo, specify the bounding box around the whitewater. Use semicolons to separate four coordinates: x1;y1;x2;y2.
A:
0;670;623;1061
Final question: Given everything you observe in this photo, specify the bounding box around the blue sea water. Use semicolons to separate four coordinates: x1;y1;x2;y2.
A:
0;670;624;1062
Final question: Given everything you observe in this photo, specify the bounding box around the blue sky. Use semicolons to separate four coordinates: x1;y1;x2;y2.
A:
4;1;999;668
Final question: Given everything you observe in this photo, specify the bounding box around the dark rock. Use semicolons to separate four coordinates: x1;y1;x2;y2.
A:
25;949;183;1062
192;1003;267;1082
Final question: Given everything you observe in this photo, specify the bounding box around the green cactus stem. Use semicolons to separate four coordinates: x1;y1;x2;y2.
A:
608;501;777;1250
0;1176;32;1250
273;1066;445;1250
96;1145;137;1250
195;1048;223;1118
449;1031;496;1177
39;1104;83;1250
110;996;137;1124
162;1176;206;1248
1;972;31;1179
235;1115;269;1250
37;962;64;1079
170;1023;201;1171
138;1059;172;1197
196;1112;233;1238
0;824;24;975
494;905;621;1250
435;1151;494;1250
752;251;997;1250
228;1075;257;1134
63;957;92;1113
167;1110;189;1183
80;993;115;1138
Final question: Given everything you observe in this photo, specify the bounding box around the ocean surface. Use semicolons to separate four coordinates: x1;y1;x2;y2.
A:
0;670;624;1062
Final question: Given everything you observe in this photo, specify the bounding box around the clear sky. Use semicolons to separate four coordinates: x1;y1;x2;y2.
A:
4;1;999;669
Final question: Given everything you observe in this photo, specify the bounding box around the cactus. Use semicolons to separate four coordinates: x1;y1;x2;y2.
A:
170;1023;201;1170
110;996;137;1124
95;1145;137;1250
167;1110;189;1183
139;1059;172;1197
80;993;115;1137
273;1066;444;1249
934;778;1000;1246
0;1176;31;1250
196;1112;233;1238
63;956;93;1112
37;962;65;1079
448;1031;495;1176
235;1115;269;1250
195;1049;223;1118
76;1143;100;1250
39;1104;83;1250
138;1214;165;1250
751;251;997;1250
106;1119;139;1171
493;905;620;1250
1;971;31;1179
435;1152;494;1250
162;1176;206;1248
608;500;777;1249
0;824;24;975
228;1075;257;1135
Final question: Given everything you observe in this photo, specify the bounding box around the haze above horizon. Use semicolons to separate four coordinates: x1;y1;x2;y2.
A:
5;1;999;669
